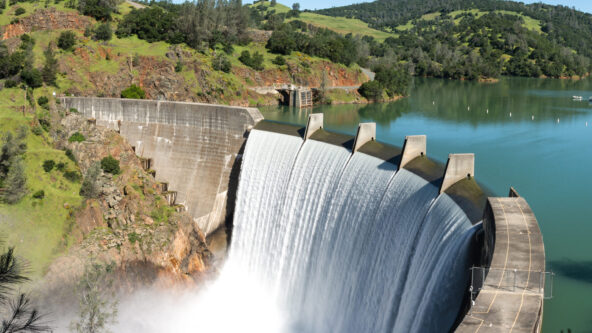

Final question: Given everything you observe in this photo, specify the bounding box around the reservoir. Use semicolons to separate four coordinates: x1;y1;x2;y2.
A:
261;77;592;333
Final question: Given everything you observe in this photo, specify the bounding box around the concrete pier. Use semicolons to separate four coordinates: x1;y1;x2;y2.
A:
400;135;426;168
60;97;263;235
304;113;324;140
352;123;376;153
441;153;475;194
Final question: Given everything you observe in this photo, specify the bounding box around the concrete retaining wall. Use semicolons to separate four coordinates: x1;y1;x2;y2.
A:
61;97;263;235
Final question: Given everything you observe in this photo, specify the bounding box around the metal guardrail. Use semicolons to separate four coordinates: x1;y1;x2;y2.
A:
468;267;554;313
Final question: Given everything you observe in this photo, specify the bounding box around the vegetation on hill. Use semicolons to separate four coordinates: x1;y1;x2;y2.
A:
317;0;592;79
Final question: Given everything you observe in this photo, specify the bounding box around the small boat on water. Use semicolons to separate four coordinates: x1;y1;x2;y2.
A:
573;95;583;100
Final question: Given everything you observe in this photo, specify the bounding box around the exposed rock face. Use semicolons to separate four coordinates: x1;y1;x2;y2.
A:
1;7;92;40
38;112;213;308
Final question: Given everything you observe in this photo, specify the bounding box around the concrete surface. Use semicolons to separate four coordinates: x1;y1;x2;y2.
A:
400;135;426;168
456;195;545;333
61;97;263;235
304;113;324;140
352;123;376;152
441;153;475;194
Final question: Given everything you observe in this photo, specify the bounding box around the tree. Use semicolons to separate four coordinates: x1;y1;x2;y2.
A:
292;3;300;11
212;54;232;73
0;156;27;204
80;162;101;198
57;31;77;51
20;68;43;88
42;44;58;86
94;23;112;41
120;84;145;99
270;0;276;6
100;156;120;175
0;245;50;332
358;80;383;102
70;262;118;333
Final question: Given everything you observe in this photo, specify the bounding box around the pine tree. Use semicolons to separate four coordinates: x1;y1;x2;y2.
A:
42;44;58;86
1;156;27;204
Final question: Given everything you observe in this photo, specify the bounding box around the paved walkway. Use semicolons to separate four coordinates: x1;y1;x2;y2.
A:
457;196;545;333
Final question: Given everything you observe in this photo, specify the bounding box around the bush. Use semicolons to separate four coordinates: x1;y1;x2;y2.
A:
63;170;81;182
127;232;140;244
212;54;231;73
80;162;100;198
57;31;77;51
100;155;120;175
38;117;50;132
4;80;17;88
358;80;383;102
42;159;55;172
69;108;78;113
239;50;264;71
65;148;76;162
20;68;43;88
14;7;25;15
56;162;65;171
121;84;145;99
37;96;49;106
174;61;182;73
94;23;112;41
32;190;45;199
31;126;43;136
272;55;286;66
68;132;86;143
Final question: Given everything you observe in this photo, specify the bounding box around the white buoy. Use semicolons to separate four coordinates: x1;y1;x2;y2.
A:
557;118;560;123
486;109;489;114
586;122;588;127
532;115;534;120
509;112;512;117
468;106;470;111
433;101;435;105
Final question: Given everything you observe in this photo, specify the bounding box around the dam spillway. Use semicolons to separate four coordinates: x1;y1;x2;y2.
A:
59;98;546;332
229;122;479;332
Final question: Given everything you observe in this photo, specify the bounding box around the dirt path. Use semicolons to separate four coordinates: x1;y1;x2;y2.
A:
125;0;146;9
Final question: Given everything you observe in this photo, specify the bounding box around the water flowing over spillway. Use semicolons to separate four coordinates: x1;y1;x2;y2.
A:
228;129;480;333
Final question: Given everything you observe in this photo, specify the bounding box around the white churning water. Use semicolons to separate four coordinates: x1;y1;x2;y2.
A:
226;129;479;333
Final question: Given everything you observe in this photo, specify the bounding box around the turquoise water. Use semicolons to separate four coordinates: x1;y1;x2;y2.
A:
260;77;592;332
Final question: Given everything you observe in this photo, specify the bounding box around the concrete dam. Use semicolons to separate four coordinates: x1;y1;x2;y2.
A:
61;97;546;332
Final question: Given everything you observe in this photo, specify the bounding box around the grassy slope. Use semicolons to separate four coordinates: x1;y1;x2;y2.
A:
0;0;76;26
395;9;542;33
0;90;82;279
253;1;396;41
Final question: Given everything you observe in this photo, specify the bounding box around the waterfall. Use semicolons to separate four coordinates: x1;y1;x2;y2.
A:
227;129;479;333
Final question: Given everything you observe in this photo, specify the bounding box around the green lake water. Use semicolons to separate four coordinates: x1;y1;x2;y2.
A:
260;77;592;332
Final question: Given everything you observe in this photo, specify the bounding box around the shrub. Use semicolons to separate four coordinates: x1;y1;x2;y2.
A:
56;162;65;171
63;170;81;182
32;190;45;199
42;159;55;172
14;7;25;15
68;132;86;143
120;84;145;99
100;155;120;175
80;162;100;198
272;55;286;66
69;108;78;113
57;31;77;51
94;23;112;41
212;54;231;73
20;68;43;88
31;126;43;136
239;50;264;71
174;61;182;73
4;80;17;88
127;232;140;244
358;80;384;102
65;148;76;162
38;117;50;131
37;96;49;106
